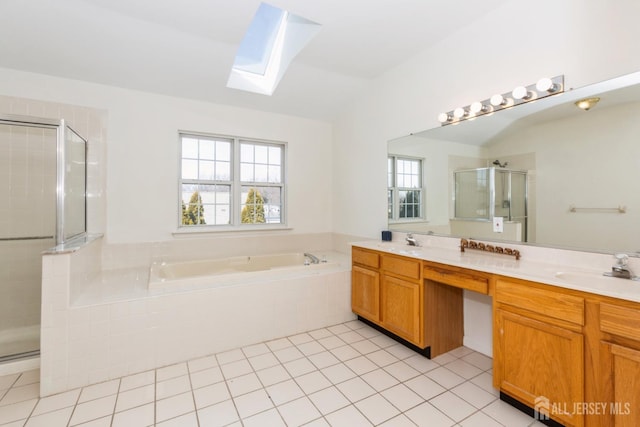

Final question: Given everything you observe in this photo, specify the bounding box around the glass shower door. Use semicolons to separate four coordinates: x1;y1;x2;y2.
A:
0;122;57;361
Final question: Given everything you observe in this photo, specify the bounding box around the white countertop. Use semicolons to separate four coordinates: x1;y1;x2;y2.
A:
352;240;640;303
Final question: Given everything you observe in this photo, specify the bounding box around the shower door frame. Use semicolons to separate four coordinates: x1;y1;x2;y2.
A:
0;113;88;246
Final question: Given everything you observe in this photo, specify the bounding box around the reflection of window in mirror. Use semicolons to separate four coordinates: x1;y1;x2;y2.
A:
388;155;424;222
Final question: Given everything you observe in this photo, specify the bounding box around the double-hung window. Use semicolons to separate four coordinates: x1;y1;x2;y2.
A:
180;132;285;228
388;155;424;221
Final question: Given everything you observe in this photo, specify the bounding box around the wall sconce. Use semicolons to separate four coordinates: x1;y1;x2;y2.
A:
437;75;564;126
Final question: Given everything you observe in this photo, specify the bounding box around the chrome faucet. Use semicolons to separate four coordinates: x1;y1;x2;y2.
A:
304;252;320;264
405;233;419;247
604;253;638;280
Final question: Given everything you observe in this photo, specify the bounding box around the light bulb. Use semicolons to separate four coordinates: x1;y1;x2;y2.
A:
490;94;506;107
437;112;451;123
453;107;467;119
469;101;488;114
512;86;531;100
536;77;558;93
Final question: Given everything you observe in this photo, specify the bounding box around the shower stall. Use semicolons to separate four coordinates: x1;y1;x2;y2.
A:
0;114;87;362
453;167;528;242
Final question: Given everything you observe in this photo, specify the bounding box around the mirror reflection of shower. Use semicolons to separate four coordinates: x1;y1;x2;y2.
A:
0;114;87;363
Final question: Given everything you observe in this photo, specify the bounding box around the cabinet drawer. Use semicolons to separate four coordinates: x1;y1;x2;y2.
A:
352;247;379;269
381;255;421;280
495;279;584;326
423;265;488;294
600;302;640;341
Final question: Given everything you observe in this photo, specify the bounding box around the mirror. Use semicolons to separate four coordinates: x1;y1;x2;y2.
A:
388;71;640;254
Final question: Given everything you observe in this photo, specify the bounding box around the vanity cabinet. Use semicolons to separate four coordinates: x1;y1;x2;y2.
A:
598;301;640;427
351;248;380;322
494;278;585;427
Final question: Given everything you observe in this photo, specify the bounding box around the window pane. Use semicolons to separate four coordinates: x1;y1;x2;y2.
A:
182;184;231;225
268;165;281;183
269;146;281;165
199;139;215;160
255;145;268;163
216;141;231;161
240;163;254;182
182;159;198;180
254;164;268;182
182;138;198;158
240;143;254;162
216;161;231;181
241;186;282;224
199;160;215;180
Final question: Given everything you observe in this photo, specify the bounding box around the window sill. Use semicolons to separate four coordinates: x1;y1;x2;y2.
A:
173;225;293;238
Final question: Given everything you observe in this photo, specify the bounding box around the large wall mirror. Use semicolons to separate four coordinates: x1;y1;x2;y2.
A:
388;71;640;254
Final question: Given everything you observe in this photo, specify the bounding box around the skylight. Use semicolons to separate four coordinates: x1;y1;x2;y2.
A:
227;3;321;96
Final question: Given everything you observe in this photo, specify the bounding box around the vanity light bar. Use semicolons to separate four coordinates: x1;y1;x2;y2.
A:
437;75;564;126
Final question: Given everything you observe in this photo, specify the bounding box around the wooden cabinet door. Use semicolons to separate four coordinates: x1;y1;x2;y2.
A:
601;343;640;427
351;265;380;322
495;309;584;427
381;275;421;346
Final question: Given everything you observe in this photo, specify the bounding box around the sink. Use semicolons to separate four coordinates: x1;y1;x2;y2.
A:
554;271;626;286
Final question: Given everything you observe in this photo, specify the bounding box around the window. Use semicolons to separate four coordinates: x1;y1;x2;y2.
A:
388;155;423;221
180;132;285;228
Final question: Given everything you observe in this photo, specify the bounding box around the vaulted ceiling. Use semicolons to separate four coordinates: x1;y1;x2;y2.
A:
0;0;509;121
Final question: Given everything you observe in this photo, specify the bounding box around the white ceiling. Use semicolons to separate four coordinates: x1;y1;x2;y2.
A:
0;0;509;121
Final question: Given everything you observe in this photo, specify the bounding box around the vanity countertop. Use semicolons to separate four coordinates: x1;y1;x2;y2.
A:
352;240;640;303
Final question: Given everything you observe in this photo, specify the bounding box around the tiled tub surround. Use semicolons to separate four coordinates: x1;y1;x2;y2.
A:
1;320;544;427
40;234;353;397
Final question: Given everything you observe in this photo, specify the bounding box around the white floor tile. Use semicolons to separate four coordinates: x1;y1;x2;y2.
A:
156;374;191;400
429;391;476;422
242;343;270;358
404;376;446;400
304;417;331;426
265;379;304;406
197;399;239;427
227;372;262;397
156;411;199;427
288;332;314;346
443;359;483;380
190;366;224;390
78;380;119;404
31;388;80;416
380;383;424;412
24;406;73;427
351;339;381;355
385;344;419;360
119;370;155;392
369;334;398;349
308;351;340;369
403;354;439;373
283;358;316;377
330;345;361;362
361;369;399;392
344;356;378;375
294;371;332;395
216;349;246;365
278;397;322;426
187;355;218;373
470;372;499;396
220;359;253;379
1;383;41;406
266;338;292;352
355;393;400;425
193;381;230;409
273;346;304;364
320;363;356;384
461;352;493;371
69;395;117;426
366;349;399;367
327;324;352;335
405;401;455;427
482;399;538;427
336;377;376;403
378;413;419;427
383;360;420;382
325;405;373;427
111;402;154;427
308;386;350;415
0;374;19;392
155;392;195;423
14;370;40;387
317;335;346;350
337;330;366;344
426;366;466;389
73;415;112;426
297;340;325;356
156;363;188;382
248;353;280;371
115;383;154;413
242;408;286;427
458;410;505;427
353;326;380;339
308;328;333;340
255;365;291;387
451;381;497;409
447;346;475;358
233;388;273;418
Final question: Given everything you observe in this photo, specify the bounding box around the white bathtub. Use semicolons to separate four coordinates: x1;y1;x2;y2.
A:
148;252;340;291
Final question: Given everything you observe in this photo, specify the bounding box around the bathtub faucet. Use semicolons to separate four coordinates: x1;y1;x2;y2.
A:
304;253;320;264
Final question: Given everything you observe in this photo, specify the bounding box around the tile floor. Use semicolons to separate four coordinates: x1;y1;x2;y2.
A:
0;320;545;427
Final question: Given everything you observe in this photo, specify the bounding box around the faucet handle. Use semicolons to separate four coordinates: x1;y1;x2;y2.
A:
614;253;629;267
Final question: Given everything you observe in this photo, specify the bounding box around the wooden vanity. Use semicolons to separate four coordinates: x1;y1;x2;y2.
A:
351;244;640;427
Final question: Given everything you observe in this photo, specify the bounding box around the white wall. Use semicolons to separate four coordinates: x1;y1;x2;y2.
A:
0;68;334;243
333;0;640;356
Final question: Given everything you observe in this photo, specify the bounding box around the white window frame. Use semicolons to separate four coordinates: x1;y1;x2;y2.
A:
178;131;287;231
388;155;425;223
